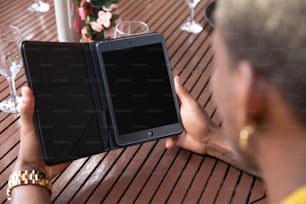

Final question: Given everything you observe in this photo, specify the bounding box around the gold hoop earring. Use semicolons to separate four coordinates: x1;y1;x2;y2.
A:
239;125;256;151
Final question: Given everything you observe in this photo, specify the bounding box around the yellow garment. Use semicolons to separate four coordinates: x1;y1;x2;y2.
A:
281;186;306;204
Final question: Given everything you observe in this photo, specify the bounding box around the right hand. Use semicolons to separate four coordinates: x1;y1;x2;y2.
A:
165;76;218;155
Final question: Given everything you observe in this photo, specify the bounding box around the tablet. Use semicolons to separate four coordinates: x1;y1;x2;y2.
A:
21;33;182;164
97;33;183;146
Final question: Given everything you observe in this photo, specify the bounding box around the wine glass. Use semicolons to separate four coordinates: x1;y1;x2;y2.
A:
114;21;149;39
0;25;23;113
28;0;50;13
180;0;203;34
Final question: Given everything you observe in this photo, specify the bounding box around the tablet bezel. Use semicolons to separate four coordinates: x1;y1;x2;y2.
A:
96;33;183;146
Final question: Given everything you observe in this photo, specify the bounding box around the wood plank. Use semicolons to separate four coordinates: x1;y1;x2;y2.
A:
249;179;267;203
115;141;167;203
52;154;107;202
166;154;204;203
214;167;241;204
183;157;217;203
198;160;228;203
150;150;193;203
230;173;255;203
102;142;157;203
133;146;180;203
51;161;94;195
85;146;140;202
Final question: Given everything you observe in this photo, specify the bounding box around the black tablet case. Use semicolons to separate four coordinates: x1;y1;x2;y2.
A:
22;33;181;165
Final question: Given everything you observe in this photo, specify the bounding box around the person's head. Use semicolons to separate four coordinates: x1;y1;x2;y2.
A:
211;0;306;169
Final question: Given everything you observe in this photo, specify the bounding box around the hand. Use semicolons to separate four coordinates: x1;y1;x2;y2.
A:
165;77;259;176
13;86;69;179
165;76;219;155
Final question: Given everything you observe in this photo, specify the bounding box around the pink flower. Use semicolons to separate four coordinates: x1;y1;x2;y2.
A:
97;11;112;28
90;21;103;32
73;17;81;33
78;7;87;20
81;26;93;42
81;26;87;38
80;0;86;6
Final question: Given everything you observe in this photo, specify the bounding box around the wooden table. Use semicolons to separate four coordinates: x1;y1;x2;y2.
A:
0;0;267;203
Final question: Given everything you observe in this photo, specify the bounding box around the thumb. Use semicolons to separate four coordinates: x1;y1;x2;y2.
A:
20;86;36;133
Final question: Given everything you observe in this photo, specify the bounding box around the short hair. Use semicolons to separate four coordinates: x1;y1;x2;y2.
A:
215;0;306;124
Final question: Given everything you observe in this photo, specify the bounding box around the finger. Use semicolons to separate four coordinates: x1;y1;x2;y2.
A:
175;132;206;155
165;136;178;149
174;76;194;106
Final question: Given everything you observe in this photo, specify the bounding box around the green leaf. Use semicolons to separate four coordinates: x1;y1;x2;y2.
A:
104;1;112;8
110;0;119;3
74;0;81;6
85;15;91;24
111;14;119;21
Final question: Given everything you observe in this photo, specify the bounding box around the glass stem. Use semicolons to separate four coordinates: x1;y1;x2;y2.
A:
7;77;17;106
189;7;195;23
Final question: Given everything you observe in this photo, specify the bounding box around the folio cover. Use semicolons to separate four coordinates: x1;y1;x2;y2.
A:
21;33;182;165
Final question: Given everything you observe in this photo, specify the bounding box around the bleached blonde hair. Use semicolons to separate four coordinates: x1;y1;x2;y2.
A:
215;0;306;123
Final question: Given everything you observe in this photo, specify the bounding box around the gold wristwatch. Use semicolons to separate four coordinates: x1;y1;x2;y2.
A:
7;170;52;200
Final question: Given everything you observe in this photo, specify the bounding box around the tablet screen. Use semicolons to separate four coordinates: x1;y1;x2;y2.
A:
101;41;180;141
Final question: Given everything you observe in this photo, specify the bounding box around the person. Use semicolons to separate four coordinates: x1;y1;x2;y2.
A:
8;0;306;203
168;0;306;203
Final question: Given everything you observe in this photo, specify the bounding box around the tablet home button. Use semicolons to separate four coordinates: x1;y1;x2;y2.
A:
148;131;153;136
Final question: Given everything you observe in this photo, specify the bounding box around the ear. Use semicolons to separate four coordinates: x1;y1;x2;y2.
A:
233;61;266;127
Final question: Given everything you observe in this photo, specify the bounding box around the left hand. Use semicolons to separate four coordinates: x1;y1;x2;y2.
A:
13;86;69;179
